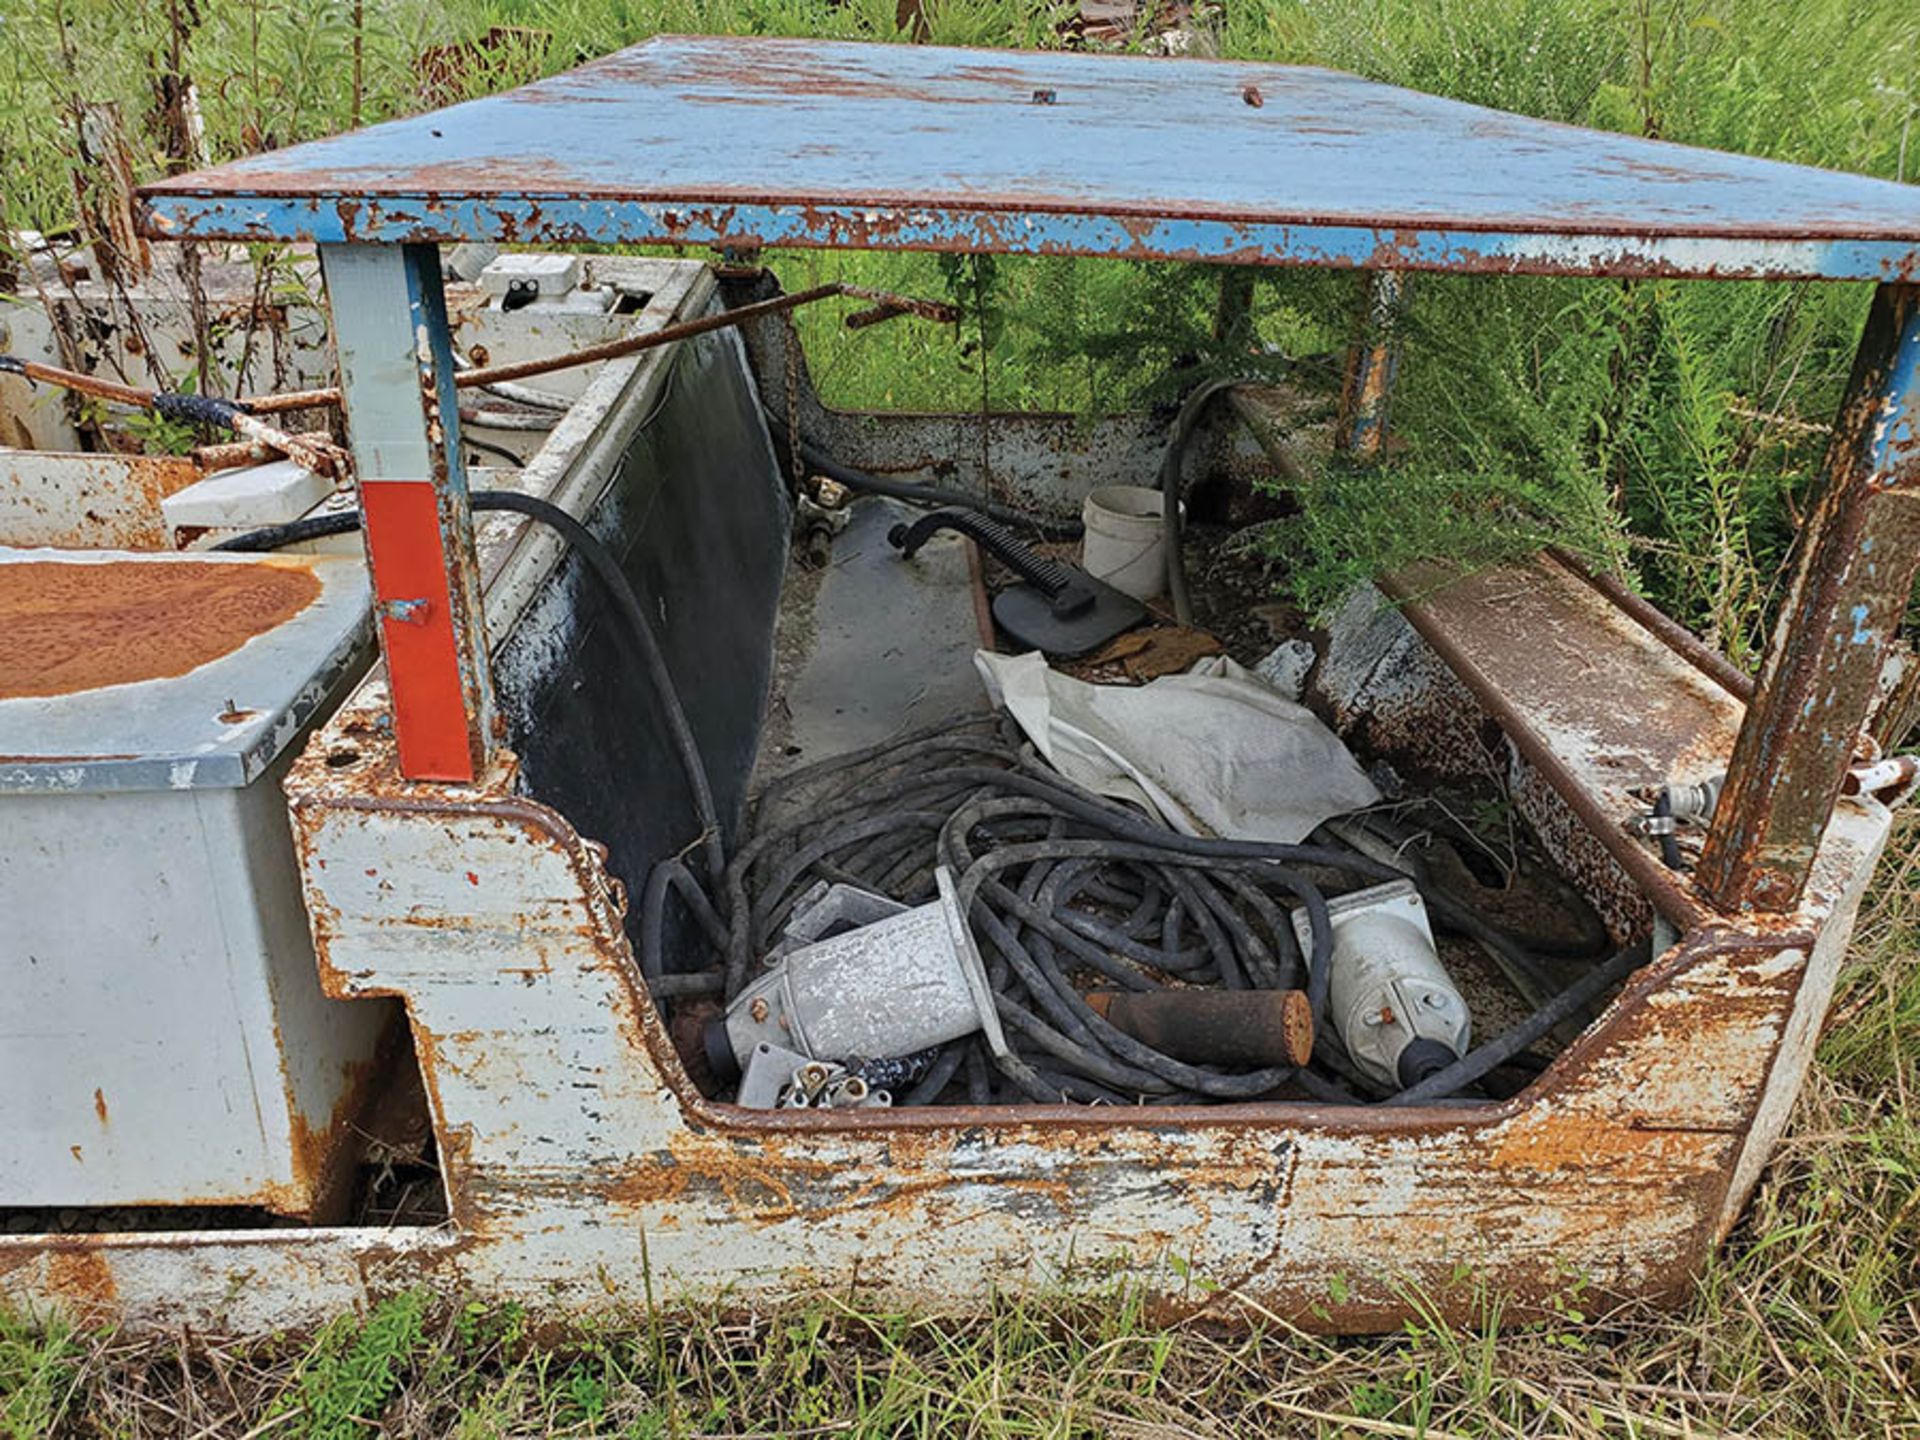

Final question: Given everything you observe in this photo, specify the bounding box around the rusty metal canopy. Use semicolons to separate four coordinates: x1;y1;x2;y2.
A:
140;36;1920;280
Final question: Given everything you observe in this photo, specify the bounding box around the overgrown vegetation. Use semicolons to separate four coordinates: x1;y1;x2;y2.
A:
0;3;1917;1431
3;0;1916;640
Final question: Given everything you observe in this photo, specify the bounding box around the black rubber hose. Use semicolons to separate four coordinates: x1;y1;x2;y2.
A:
646;970;726;999
1159;377;1246;626
900;1041;968;1106
639;858;730;982
1652;790;1684;871
1386;939;1653;1106
762;413;1081;538
888;508;1080;597
211;510;362;549
712;708;1604;1110
213;490;727;893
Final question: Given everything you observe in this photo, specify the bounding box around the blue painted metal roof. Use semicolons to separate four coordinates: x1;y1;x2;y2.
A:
140;35;1920;281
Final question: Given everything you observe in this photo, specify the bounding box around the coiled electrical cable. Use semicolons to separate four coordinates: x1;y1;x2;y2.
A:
647;712;1641;1108
217;505;1635;1109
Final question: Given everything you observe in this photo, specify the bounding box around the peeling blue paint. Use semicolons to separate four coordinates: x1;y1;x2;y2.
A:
137;36;1920;281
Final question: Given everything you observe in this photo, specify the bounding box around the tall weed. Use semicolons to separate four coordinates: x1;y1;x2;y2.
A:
0;0;1915;641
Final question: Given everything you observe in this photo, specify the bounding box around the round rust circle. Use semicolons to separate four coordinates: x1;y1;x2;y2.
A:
0;558;322;699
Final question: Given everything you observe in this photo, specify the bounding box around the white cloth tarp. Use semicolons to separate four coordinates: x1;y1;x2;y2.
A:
974;649;1379;843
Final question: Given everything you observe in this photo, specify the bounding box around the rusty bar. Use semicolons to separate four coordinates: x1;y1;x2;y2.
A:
0;355;343;476
234;384;342;417
836;284;960;325
1550;549;1755;701
1698;282;1920;912
1334;270;1404;458
193;438;277;470
1085;989;1314;1068
0;356;153;409
241;282;952;416
319;242;494;782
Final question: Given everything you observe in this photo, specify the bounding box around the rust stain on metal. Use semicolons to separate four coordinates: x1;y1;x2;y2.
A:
0;454;199;551
0;558;321;699
1699;284;1920;912
1386;558;1735;927
41;1247;118;1319
92;1089;108;1125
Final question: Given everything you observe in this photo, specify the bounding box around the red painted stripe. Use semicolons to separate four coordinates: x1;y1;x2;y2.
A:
360;480;477;782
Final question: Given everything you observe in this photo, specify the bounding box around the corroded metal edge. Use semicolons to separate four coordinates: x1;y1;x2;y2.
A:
138;196;1920;283
2;616;1893;1334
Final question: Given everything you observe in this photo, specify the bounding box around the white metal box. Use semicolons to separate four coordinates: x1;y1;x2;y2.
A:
0;549;383;1216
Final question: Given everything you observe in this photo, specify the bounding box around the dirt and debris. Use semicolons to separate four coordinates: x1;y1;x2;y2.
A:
1080;624;1224;682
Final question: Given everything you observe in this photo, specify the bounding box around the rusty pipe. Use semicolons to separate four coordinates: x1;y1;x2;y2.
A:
1842;753;1919;801
0;354;346;476
238;281;958;415
1083;989;1314;1068
193;438;278;470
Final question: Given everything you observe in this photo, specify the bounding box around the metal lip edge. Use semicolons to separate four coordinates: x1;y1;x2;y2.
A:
1546;548;1754;701
1381;571;1710;930
137;198;1920;284
0;1223;463;1256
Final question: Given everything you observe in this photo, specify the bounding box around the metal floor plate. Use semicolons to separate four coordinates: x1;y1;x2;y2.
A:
753;497;987;796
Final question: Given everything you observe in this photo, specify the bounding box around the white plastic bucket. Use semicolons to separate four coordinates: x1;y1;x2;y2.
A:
1081;484;1177;601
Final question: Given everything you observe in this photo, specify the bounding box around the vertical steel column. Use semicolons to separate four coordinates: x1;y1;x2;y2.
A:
1697;283;1920;912
319;243;494;782
1334;269;1406;459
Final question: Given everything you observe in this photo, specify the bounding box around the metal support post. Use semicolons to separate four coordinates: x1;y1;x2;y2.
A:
318;243;495;782
1698;283;1920;912
1335;269;1405;459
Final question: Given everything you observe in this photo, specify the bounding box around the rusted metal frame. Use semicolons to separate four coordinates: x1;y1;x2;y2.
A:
1380;572;1709;931
1698;283;1920;913
1334;269;1406;458
267;752;1841;1329
141;192;1920;284
235;281;955;417
318;242;494;783
0;354;345;477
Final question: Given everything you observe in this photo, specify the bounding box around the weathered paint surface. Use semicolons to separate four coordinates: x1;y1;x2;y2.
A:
0;453;200;550
320;243;495;783
0;558;1893;1333
1699;283;1920;911
138;38;1920;281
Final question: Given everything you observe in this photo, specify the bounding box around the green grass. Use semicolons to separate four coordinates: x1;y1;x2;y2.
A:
1;3;1918;1431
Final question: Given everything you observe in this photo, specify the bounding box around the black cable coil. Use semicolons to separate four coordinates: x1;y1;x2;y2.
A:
645;712;1643;1109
